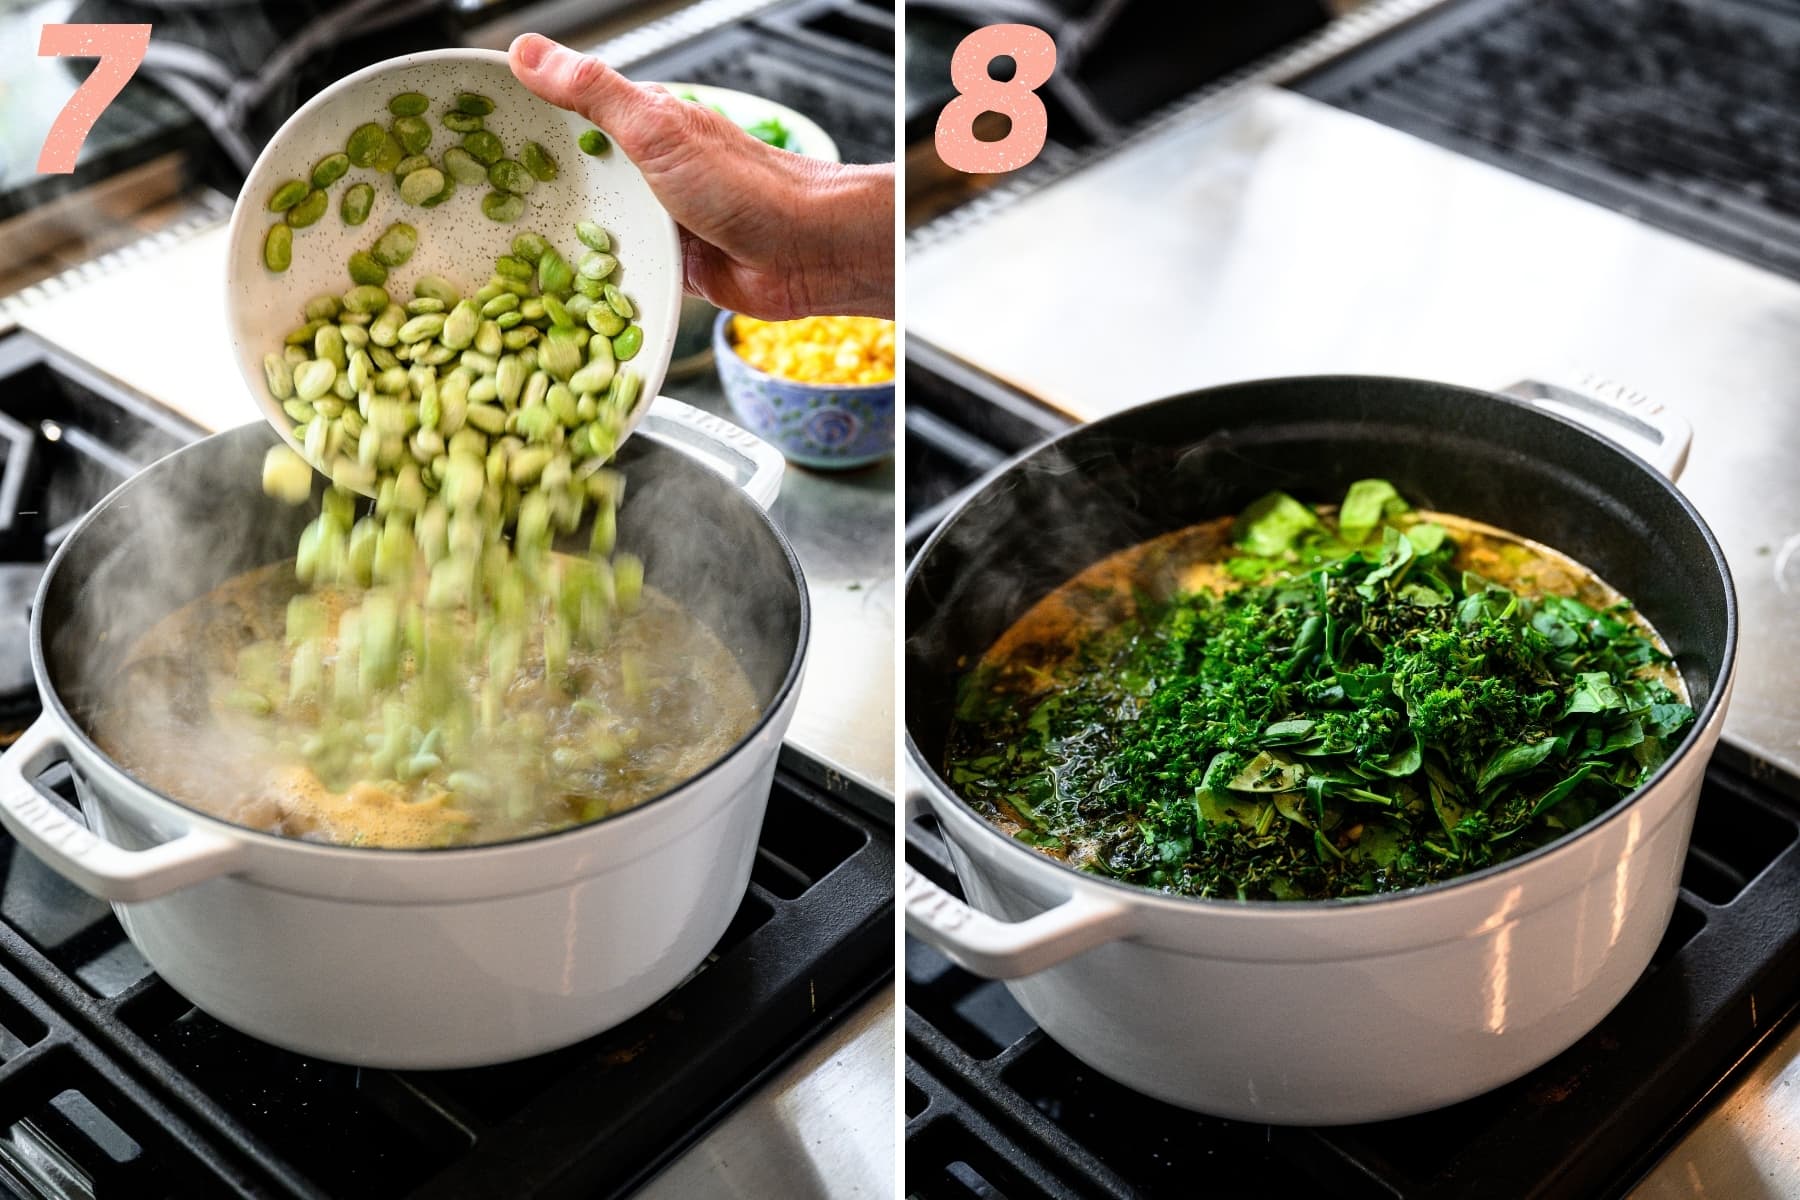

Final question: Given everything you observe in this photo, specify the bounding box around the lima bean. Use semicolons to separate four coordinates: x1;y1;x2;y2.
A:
462;130;504;165
372;132;404;173
398;314;446;344
286;319;325;346
268;179;309;212
586;304;625;336
264;352;295;399
343;284;391;314
488;159;533;194
441;110;484;134
371;305;406;346
295;360;337;401
399;168;446;206
388;92;429;117
414;275;460;305
348;251;387;286
340;182;375;226
542;294;572;328
612;326;642;361
264;224;293;272
285;188;328;228
575;222;610;253
481;191;524;223
418;175;455;208
455;92;495;116
519;142;558;182
441;146;488;185
312;153;350;189
537;250;573;294
392;116;432;155
346;122;387;167
578;128;610;155
511;232;550;262
442;301;480;350
372;222;418;267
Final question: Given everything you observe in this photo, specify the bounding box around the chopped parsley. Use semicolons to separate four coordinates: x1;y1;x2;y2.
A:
945;482;1694;902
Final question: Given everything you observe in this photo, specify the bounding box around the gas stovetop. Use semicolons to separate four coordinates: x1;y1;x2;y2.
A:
0;333;891;1199
1295;0;1800;284
903;0;1800;1195
901;357;1800;1200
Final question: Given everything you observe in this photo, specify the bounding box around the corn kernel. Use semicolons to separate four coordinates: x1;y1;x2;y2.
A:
729;315;895;386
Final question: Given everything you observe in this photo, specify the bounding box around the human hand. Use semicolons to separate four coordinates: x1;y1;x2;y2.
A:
509;33;893;320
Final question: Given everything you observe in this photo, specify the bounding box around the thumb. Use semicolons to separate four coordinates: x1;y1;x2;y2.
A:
508;33;683;158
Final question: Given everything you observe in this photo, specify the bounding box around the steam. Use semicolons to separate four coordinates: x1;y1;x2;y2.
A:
49;422;802;840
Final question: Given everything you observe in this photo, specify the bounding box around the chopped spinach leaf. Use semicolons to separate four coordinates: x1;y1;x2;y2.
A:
945;480;1694;901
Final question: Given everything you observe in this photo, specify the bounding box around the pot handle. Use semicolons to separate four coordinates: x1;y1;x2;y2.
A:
0;713;247;902
904;789;1134;979
635;396;785;510
1502;376;1691;481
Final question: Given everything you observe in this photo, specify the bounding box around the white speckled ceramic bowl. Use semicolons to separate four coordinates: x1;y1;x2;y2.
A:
225;49;680;477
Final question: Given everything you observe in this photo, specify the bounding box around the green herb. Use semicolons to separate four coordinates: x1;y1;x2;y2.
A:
945;482;1694;902
675;92;794;150
743;117;791;149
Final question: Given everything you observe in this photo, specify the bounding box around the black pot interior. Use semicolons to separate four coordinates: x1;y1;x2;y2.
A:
906;376;1734;775
42;423;805;738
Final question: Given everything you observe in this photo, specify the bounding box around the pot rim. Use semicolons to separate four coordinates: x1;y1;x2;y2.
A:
904;373;1740;915
31;425;812;860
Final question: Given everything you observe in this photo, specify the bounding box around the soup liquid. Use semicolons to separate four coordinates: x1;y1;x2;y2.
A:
94;561;761;848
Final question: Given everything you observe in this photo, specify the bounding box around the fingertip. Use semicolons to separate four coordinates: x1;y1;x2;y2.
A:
509;32;554;73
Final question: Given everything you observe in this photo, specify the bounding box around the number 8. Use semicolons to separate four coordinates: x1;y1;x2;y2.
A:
935;24;1057;175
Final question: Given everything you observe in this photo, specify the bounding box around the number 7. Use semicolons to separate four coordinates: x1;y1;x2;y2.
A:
36;24;152;175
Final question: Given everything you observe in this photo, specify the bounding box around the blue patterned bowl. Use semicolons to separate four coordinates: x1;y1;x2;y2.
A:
713;311;894;470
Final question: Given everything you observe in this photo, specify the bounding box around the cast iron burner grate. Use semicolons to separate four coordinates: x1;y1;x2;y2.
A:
1293;0;1800;281
0;331;893;1198
905;762;1800;1200
901;348;1800;1198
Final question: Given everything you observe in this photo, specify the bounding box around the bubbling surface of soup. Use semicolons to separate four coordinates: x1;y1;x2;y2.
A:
94;559;761;848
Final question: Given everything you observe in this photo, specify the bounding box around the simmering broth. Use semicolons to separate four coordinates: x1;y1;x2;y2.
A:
94;559;760;848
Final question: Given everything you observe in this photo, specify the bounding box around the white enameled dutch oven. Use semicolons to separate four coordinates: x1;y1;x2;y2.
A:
904;376;1737;1125
0;399;807;1069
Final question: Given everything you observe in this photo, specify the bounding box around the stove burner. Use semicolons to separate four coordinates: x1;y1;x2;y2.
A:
901;351;1800;1199
0;320;894;1197
0;565;44;732
1296;0;1800;281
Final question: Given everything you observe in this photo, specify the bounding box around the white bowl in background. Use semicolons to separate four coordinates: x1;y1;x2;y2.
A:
655;82;841;377
655;81;841;162
225;48;681;470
